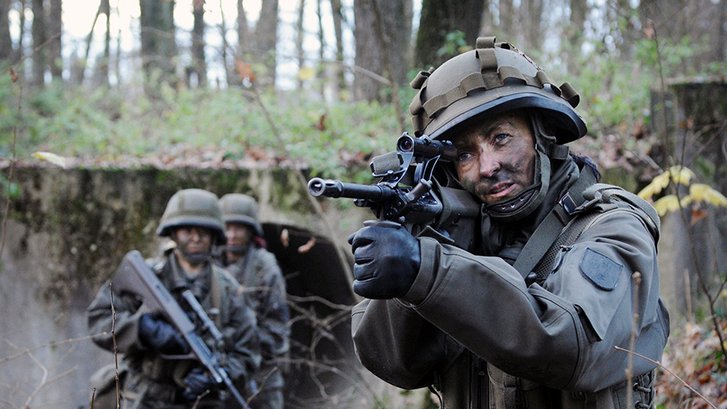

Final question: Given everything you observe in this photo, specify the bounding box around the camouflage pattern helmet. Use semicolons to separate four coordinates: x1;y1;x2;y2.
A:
219;193;264;236
157;188;227;244
409;36;587;143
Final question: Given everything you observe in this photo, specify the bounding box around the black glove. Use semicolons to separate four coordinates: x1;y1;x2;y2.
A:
137;313;189;354
182;368;217;401
348;220;421;299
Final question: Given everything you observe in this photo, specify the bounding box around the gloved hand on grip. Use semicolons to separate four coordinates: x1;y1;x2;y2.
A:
182;368;217;401
137;313;189;354
348;220;421;299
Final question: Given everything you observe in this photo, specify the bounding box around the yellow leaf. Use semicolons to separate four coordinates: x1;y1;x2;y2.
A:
638;171;671;200
298;67;316;81
689;183;727;207
668;166;695;186
32;151;67;168
653;195;681;216
638;166;696;200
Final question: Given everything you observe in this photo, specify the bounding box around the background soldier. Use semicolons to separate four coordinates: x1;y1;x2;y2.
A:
349;36;670;408
87;188;260;408
216;193;290;409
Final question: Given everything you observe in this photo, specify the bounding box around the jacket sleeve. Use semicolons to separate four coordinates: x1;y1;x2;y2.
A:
351;298;461;390
256;251;290;360
402;208;668;392
221;284;262;382
87;281;146;353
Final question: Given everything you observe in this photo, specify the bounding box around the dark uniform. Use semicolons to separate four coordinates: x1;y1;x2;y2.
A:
87;189;260;409
349;37;669;409
217;193;290;409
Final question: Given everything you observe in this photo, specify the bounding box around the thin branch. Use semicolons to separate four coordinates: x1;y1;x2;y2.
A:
614;346;718;409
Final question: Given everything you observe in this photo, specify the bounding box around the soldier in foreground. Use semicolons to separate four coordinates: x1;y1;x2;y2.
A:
87;188;260;408
216;193;290;409
348;37;670;408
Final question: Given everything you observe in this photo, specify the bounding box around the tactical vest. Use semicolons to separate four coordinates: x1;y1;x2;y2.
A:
479;170;661;409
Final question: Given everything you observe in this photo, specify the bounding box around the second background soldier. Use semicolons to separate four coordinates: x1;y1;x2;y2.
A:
216;193;291;409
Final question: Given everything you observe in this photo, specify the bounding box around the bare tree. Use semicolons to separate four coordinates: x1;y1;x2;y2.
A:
329;0;344;98
413;0;484;70
353;0;411;103
47;0;61;81
254;0;279;87
94;0;111;86
139;0;177;89
31;0;47;86
521;0;544;51
0;0;14;63
295;0;305;89
566;0;589;74
189;0;207;87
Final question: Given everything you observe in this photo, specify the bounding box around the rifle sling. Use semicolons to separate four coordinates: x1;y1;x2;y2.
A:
512;167;597;282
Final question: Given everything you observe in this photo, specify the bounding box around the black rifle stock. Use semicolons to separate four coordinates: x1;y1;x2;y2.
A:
111;250;251;409
308;132;479;250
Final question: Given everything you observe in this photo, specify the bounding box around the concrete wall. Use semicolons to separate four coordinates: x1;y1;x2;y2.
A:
0;166;376;409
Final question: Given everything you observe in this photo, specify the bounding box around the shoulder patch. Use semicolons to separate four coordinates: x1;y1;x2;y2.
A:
579;248;622;290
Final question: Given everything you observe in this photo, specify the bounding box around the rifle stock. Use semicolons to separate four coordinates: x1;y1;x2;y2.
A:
111;250;251;409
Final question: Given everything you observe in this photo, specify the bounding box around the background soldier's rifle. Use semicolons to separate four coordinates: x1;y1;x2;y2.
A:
111;250;251;409
308;133;479;250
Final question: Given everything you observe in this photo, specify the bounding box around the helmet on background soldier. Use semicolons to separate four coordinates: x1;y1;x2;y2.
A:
218;193;264;237
157;188;227;244
408;36;589;221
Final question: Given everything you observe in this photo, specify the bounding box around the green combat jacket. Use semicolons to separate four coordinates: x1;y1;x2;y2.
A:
351;158;670;409
87;253;261;409
217;245;290;392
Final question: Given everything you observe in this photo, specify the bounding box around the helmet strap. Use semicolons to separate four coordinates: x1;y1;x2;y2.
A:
531;112;570;160
485;148;551;222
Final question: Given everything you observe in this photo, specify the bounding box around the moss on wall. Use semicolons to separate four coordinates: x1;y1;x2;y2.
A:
1;166;337;304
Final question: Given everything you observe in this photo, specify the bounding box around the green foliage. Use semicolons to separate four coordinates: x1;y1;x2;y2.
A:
0;78;401;180
436;31;471;59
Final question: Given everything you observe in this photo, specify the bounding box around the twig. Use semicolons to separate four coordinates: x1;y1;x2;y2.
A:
614;346;718;409
0;334;101;365
244;83;353;279
21;351;48;408
625;271;642;405
109;282;121;408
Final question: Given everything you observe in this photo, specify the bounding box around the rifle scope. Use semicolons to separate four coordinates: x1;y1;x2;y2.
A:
396;133;458;162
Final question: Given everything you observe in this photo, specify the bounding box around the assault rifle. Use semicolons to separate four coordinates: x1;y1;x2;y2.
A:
111;250;251;409
308;132;479;250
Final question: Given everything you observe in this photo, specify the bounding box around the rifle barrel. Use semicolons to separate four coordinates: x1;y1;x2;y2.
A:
307;178;396;201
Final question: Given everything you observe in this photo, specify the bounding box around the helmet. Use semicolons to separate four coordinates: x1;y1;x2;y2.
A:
408;36;586;143
157;189;227;244
218;194;263;236
409;36;588;222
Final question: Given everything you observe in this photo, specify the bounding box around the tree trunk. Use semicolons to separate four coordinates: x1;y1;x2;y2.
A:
317;0;325;97
329;0;344;99
47;0;61;81
139;0;177;89
254;0;278;87
354;0;411;104
295;0;305;89
0;0;13;62
566;0;588;75
478;0;492;37
96;0;110;86
31;0;47;86
190;0;207;87
236;0;249;51
522;0;543;51
413;0;484;70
